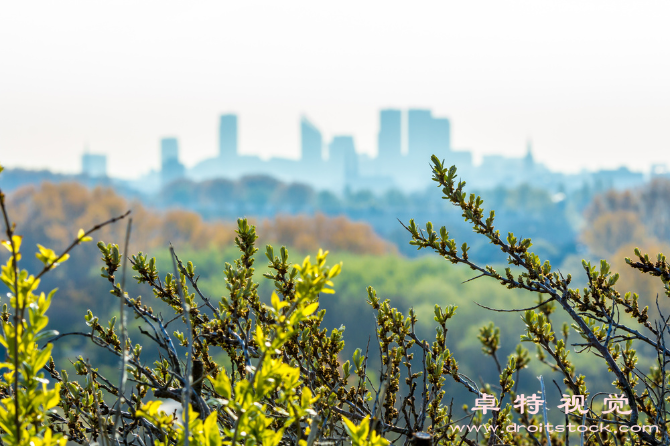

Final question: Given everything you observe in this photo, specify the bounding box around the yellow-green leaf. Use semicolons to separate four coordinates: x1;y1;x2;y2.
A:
77;229;93;242
303;302;319;316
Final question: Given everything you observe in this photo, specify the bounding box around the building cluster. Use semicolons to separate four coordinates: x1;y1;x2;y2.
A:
188;110;467;192
81;109;657;195
187;109;522;193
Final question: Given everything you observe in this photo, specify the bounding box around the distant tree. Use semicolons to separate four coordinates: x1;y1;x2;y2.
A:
346;189;376;210
159;178;198;207
260;213;395;255
584;178;670;243
199;178;236;207
277;182;316;212
316;189;342;214
581;178;670;313
639;178;670;241
237;174;282;210
581;210;649;257
382;189;409;209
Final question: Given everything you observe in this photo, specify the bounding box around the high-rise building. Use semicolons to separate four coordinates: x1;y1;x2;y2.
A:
329;136;358;180
408;109;451;159
160;137;185;185
161;138;179;165
82;153;107;178
432;117;451;153
219;114;238;158
408;109;433;158
301;117;323;164
378;109;402;160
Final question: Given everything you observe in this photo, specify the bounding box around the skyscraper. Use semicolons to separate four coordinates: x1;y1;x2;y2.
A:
161;138;179;165
329;136;358;180
160;137;185;185
219;114;238;158
408;109;433;158
408;109;451;159
432;117;451;153
301;117;323;165
378;109;402;160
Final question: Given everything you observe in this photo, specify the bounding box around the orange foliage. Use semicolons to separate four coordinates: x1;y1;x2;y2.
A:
581;179;670;313
7;182;236;254
582;178;670;256
6;183;394;257
580;210;649;257
260;213;396;255
2;183;394;325
583;189;640;223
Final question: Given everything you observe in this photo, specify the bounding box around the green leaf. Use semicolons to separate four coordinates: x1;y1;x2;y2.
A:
77;228;93;243
208;372;232;399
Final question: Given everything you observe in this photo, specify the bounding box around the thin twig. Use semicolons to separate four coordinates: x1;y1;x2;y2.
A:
473;297;557;313
170;245;192;446
113;217;133;440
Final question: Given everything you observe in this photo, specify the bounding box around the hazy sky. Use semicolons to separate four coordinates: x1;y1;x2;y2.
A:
1;1;668;179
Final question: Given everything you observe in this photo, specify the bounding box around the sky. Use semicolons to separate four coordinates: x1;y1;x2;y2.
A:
1;1;669;179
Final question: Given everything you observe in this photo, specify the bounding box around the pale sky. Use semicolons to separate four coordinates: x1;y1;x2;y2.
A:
1;1;668;179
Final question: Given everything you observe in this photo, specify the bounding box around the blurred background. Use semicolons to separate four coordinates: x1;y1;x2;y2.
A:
1;0;669;415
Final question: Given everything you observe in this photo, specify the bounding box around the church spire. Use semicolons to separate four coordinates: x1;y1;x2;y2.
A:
525;139;534;167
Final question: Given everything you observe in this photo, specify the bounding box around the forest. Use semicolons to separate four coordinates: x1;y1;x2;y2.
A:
1;160;670;445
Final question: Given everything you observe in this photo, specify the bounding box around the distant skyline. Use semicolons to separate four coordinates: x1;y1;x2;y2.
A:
1;1;669;179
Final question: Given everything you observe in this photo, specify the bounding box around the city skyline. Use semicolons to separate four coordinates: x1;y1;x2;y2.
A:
3;103;668;180
1;1;668;178
14;105;670;194
73;109;653;196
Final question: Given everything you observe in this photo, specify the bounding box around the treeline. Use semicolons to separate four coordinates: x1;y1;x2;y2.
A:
159;174;595;216
159;175;588;263
2;182;394;335
1;168;593;264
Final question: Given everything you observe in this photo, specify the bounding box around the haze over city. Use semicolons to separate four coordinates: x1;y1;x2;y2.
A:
1;1;669;179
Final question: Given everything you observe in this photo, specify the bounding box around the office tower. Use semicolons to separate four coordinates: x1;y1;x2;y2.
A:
160;137;185;185
408;109;451;159
433;117;451;152
81;153;107;178
301;117;323;164
219;114;238;158
378;109;402;160
408;109;433;158
161;138;179;165
329;136;358;180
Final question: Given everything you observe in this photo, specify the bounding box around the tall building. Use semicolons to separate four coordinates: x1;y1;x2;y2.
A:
161;138;179;164
408;109;451;159
219;114;238;158
433;117;451;152
82;152;107;178
160;137;185;185
329;136;358;181
301;117;323;164
378;109;402;160
408;109;432;158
